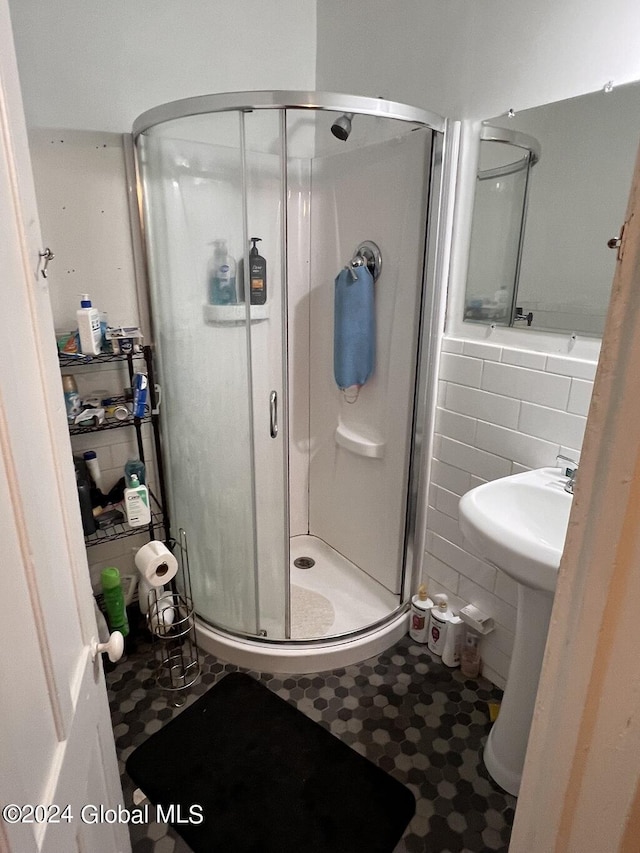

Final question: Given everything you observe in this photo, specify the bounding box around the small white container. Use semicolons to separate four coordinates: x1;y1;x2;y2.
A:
76;294;102;355
442;615;464;667
409;584;434;643
461;629;482;678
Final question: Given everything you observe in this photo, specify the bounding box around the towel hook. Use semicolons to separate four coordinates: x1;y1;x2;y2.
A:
349;240;382;283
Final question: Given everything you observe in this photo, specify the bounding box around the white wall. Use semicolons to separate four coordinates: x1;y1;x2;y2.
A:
9;0;316;132
316;0;640;119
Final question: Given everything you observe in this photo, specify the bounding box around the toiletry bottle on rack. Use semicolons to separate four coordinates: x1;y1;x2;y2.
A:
409;583;433;643
427;593;451;657
62;374;82;423
76;294;102;355
83;450;104;493
132;372;148;418
125;457;146;487
75;465;96;535
209;240;237;305
101;566;130;637
124;473;151;528
249;237;267;305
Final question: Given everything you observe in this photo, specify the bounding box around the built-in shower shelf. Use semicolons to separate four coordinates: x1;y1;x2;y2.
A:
203;303;269;326
335;424;385;459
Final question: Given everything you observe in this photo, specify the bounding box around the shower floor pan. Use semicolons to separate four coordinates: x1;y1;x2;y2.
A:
197;535;408;674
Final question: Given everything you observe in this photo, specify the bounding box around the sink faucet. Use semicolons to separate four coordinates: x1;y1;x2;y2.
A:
556;454;579;494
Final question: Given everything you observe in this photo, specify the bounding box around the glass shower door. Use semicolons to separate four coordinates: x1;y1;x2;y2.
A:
241;108;289;638
137;106;288;638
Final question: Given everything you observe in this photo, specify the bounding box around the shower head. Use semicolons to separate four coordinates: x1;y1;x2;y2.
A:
331;112;354;141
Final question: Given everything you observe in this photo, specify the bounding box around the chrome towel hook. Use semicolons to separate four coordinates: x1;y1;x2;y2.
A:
348;240;382;283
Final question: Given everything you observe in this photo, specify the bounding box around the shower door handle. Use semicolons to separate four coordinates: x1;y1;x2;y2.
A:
269;390;278;438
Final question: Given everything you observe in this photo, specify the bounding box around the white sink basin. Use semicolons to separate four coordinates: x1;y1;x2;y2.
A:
458;466;572;593
457;466;573;795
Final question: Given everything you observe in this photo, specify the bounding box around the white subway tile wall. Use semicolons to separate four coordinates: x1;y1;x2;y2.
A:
424;337;596;687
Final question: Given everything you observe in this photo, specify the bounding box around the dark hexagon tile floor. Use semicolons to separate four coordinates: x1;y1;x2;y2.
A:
107;629;515;853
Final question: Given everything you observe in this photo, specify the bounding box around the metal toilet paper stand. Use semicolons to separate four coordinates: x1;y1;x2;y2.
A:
146;528;201;703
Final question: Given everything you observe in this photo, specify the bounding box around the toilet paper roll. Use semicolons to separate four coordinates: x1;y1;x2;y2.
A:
134;540;178;587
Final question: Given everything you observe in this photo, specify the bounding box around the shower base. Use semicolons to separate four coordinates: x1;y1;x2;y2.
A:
196;535;409;674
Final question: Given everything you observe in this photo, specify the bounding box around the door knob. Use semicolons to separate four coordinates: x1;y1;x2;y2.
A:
92;631;124;663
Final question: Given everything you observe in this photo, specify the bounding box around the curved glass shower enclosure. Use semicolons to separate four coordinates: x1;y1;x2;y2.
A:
133;91;444;654
464;126;541;325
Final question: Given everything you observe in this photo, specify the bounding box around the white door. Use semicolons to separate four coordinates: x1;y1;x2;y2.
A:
0;3;129;851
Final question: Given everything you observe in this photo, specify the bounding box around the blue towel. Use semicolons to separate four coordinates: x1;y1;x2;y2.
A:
334;265;375;391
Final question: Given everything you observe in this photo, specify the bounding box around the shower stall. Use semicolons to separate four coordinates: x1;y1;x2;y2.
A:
132;91;445;671
464;125;541;325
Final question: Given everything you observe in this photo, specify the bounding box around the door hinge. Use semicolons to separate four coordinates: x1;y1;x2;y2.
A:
38;247;55;278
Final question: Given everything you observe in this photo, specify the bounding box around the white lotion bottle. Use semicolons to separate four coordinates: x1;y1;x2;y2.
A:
76;293;102;355
409;583;434;643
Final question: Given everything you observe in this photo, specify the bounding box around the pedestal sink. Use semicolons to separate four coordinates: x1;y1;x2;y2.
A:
458;466;572;796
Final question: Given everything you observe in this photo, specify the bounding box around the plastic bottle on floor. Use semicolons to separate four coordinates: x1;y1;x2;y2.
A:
409;583;433;643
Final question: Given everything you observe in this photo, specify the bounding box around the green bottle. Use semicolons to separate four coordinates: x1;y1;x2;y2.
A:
100;567;129;637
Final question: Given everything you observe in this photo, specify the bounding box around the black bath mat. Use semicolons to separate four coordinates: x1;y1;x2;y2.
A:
126;672;415;852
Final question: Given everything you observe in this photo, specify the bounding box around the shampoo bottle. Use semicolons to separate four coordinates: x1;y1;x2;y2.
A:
76;294;102;355
248;237;267;305
101;566;130;637
409;583;434;643
209;240;237;305
124;473;151;528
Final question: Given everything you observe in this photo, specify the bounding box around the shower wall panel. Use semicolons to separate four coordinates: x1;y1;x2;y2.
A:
308;130;432;594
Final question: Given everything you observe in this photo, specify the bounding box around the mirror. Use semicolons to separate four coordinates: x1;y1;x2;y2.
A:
464;81;640;336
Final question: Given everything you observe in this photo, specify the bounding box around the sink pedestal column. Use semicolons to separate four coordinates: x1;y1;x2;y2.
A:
484;583;554;796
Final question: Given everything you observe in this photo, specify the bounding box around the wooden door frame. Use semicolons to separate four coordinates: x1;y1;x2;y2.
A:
510;143;640;850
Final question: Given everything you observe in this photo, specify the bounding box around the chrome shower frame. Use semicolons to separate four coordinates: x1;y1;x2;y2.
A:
129;90;449;667
132;90;445;138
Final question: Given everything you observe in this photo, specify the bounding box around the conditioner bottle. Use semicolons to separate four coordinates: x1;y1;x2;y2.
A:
427;593;451;657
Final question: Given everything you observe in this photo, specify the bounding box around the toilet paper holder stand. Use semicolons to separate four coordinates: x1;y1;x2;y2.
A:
145;527;201;703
